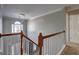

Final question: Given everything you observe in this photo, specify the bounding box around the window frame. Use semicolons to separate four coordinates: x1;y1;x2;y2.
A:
12;21;23;33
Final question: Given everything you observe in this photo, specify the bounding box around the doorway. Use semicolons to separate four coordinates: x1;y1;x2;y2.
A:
67;10;79;44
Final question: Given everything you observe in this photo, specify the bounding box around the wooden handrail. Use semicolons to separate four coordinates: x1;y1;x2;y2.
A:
0;31;39;55
23;34;38;46
0;30;65;55
43;31;65;39
0;33;21;37
0;31;38;55
0;32;38;46
38;30;65;55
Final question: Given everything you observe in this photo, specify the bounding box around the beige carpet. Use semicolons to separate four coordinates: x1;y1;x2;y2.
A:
62;42;79;55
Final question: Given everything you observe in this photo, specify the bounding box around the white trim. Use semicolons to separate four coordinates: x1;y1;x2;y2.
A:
30;8;63;20
66;12;70;43
57;44;66;55
11;46;14;55
0;38;3;53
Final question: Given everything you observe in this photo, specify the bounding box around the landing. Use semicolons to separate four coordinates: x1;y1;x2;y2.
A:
62;42;79;55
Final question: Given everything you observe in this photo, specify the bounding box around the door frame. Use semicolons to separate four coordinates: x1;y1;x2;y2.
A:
65;6;79;43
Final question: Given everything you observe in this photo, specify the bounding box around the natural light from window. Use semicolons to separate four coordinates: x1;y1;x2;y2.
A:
12;21;23;33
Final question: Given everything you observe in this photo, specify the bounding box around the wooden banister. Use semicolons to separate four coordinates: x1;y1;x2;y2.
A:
0;30;65;55
38;30;65;55
0;33;21;37
0;31;39;55
23;34;38;46
43;31;65;39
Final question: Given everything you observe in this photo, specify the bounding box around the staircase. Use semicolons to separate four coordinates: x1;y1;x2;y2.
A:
62;42;79;55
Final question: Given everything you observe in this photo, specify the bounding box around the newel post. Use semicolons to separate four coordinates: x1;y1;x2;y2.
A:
38;32;43;55
20;31;23;55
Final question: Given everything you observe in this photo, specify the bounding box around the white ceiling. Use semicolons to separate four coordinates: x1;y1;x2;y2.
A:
1;4;70;20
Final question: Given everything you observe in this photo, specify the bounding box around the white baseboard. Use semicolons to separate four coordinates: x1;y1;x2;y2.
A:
57;44;66;55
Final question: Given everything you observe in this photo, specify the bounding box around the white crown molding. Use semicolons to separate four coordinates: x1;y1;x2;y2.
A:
30;8;63;20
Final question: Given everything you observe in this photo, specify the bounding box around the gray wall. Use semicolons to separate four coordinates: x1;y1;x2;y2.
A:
0;11;2;33
27;10;66;55
3;16;27;34
0;9;3;54
3;16;27;55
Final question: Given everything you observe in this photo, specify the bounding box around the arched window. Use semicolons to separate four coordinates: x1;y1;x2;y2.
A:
12;21;23;33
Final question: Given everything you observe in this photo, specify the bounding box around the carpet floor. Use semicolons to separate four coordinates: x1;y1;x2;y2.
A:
62;42;79;55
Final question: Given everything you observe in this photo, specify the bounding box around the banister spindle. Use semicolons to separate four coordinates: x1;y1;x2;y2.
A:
20;31;23;55
38;32;43;55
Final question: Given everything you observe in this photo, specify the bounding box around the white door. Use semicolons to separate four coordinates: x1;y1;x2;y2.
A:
70;11;79;43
